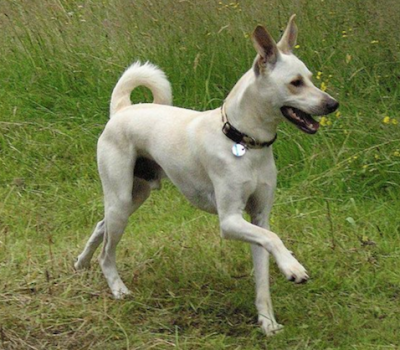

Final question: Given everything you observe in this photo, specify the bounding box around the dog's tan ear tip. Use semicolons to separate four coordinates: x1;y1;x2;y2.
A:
252;25;267;39
253;25;265;33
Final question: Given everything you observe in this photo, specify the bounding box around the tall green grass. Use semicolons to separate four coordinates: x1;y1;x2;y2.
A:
0;0;399;349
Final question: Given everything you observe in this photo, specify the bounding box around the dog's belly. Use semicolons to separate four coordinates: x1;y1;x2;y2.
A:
133;155;218;213
134;155;218;213
168;175;218;214
183;188;217;214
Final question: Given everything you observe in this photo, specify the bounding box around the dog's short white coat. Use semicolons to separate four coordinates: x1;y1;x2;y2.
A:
75;15;338;336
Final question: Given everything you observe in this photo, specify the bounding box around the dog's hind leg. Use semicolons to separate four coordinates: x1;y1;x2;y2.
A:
75;220;106;270
99;176;151;298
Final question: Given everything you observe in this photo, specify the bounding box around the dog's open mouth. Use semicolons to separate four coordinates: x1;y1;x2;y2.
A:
280;106;319;134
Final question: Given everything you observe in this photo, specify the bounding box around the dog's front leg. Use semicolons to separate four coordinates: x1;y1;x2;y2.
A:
250;208;283;335
249;187;283;335
251;244;283;335
219;212;307;334
219;214;308;283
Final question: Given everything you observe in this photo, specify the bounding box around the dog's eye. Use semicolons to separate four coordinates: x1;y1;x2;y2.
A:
290;79;304;87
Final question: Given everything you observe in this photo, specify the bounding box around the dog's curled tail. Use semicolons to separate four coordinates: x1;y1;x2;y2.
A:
110;61;172;117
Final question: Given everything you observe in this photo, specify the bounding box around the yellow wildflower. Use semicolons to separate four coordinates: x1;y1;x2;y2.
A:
391;118;398;125
394;151;400;157
295;45;300;49
335;111;341;118
320;81;327;92
320;116;330;126
383;116;390;124
316;71;323;80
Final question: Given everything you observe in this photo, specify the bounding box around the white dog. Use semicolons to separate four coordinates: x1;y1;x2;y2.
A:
75;15;338;335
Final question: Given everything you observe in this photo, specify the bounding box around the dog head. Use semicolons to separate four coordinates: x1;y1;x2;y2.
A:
251;15;339;134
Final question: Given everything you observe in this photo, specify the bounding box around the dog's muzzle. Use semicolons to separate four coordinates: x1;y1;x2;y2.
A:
280;99;339;135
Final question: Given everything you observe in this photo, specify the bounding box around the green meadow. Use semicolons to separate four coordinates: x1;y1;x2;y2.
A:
0;0;399;349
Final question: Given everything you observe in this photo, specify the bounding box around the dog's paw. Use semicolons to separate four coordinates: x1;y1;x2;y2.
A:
74;258;90;270
258;316;284;336
112;286;132;299
278;256;309;284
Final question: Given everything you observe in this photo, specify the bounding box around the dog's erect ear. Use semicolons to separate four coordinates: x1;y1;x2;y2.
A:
277;14;298;54
252;25;279;70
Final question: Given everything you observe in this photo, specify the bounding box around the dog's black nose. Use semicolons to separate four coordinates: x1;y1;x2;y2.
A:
326;99;339;113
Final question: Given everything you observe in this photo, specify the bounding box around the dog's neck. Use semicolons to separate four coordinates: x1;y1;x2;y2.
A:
224;69;280;144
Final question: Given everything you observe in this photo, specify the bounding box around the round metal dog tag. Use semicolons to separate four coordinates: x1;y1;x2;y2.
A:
232;143;246;157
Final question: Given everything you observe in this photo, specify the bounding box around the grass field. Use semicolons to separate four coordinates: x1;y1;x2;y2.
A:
1;0;400;349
